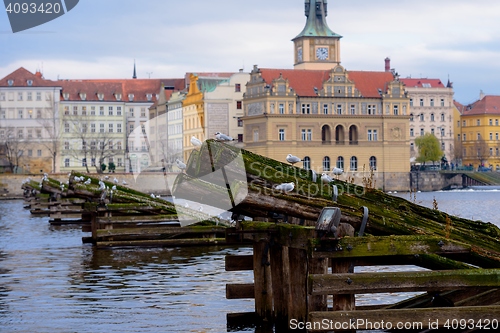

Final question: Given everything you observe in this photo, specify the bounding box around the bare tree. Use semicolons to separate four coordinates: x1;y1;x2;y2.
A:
1;128;26;173
472;138;490;167
37;94;61;173
453;137;463;166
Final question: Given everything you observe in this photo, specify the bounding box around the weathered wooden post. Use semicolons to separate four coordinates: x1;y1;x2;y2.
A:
253;240;273;321
270;243;290;328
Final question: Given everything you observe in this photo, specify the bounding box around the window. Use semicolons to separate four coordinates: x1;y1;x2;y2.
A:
441;127;445;137
336;156;344;169
36;129;42;138
141;124;146;134
73;106;78;115
237;118;243;127
27;129;32;138
430;99;434;107
419;98;424;107
336;104;343;115
477;119;481;126
350;156;358;171
431;128;435;135
109;123;114;132
367;105;376;115
64;141;69;150
496;133;499;140
410;128;414;137
303;156;311;170
82;158;87;167
440;99;445;107
91;158;96;167
64;158;70;167
109;106;113;116
278;128;285;141
367;129;378;141
409;99;413;106
323;156;331;171
27;92;32;101
0;93;5;101
235;83;241;92
18;109;23;119
64;122;70;133
100;141;105;150
237;134;243;143
37;149;42;157
410;113;414;121
129;124;134;133
253;129;259;142
489;119;493;126
301;104;310;114
419;114;424;121
98;123;104;133
463;133;466;141
490;148;494;156
141;108;146;117
420;128;424;136
301;129;312;141
457;134;461;141
496;119;499;126
410;142;415;151
0;109;5;119
91;123;96;133
129;108;134;117
236;101;242;110
393;105;399;115
117;141;122;150
477;133;481;140
279;103;285;114
117;107;122;116
117;158;123;167
463;120;466;127
109;141;113;150
36;109;42;118
91;106;96;115
36;92;41;101
441;113;445;122
117;123;122;133
99;107;104;116
430;113;435;121
350;104;356;115
18;92;23;101
490;133;493;140
369;156;377;170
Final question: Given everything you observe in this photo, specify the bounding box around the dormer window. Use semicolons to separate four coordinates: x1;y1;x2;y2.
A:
63;92;70;100
7;79;13;86
97;93;104;101
27;80;33;86
115;93;122;101
146;93;152;101
128;94;134;101
79;93;86;101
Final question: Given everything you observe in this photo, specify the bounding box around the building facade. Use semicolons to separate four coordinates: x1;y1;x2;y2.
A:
455;95;500;170
0;68;62;173
241;0;410;190
401;78;455;163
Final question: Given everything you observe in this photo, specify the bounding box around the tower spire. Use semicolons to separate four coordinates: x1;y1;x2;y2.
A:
133;60;137;79
294;0;341;39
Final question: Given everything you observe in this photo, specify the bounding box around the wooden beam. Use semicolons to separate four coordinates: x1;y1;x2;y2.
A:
95;238;227;248
225;255;253;271
309;269;500;295
308;306;500;331
311;235;471;259
226;283;254;299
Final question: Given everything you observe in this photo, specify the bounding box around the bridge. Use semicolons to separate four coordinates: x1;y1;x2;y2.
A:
410;170;500;192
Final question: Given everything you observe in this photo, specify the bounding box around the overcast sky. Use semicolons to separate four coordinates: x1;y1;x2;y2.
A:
1;0;500;104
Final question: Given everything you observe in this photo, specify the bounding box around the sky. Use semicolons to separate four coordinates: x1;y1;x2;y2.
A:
2;0;500;104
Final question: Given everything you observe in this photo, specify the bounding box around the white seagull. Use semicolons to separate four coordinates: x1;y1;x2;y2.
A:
191;136;203;147
274;182;295;192
286;154;302;165
331;167;344;177
122;180;128;185
84;178;91;185
113;177;118;184
150;193;156;199
215;132;234;141
111;185;117;191
98;181;106;191
321;173;333;184
176;159;186;170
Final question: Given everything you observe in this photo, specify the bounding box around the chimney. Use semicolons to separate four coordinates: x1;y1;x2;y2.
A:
480;90;485;100
385;57;391;72
35;70;43;78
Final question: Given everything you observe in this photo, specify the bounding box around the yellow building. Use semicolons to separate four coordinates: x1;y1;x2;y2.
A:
455;96;500;170
241;0;410;190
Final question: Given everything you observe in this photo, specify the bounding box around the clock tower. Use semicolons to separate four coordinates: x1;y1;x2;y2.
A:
293;0;342;70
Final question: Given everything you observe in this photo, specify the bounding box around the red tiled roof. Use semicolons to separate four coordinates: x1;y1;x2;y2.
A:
461;95;500;116
258;68;394;98
400;78;445;88
0;67;60;87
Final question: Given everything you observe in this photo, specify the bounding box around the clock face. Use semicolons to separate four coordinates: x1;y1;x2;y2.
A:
297;47;303;62
316;47;329;60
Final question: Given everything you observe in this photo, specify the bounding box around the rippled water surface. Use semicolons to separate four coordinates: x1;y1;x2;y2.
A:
1;190;498;332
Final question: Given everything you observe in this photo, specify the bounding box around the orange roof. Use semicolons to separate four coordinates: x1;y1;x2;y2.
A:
460;95;500;116
258;68;394;98
400;78;446;88
0;67;60;87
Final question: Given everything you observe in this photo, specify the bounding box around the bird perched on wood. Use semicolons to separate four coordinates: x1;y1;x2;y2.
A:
104;175;109;180
150;193;156;199
122;180;128;186
286;154;302;165
176;159;186;170
274;182;295;192
111;185;117;191
84;178;91;185
191;136;203;147
321;173;333;184
215;132;234;141
98;181;105;191
113;177;118;184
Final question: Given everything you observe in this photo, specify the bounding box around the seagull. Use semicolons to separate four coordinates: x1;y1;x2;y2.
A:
191;136;203;147
111;185;117;191
122;180;128;185
104;175;109;180
215;132;234;141
331;167;344;177
321;173;333;184
84;178;91;185
286;154;302;165
274;182;295;192
98;181;105;191
113;177;118;184
176;159;186;170
184;202;189;208
150;193;156;199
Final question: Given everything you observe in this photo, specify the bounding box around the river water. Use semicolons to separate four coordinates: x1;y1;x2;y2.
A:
1;189;499;332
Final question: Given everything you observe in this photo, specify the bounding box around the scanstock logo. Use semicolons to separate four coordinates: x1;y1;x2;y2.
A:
4;0;79;33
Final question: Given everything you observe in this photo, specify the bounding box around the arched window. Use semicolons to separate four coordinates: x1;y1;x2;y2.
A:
303;156;311;170
410;113;414;121
350;156;358;171
349;125;358;145
321;125;331;143
323;156;331;171
336;156;344;169
369;156;377;170
335;125;345;144
430;113;435;122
